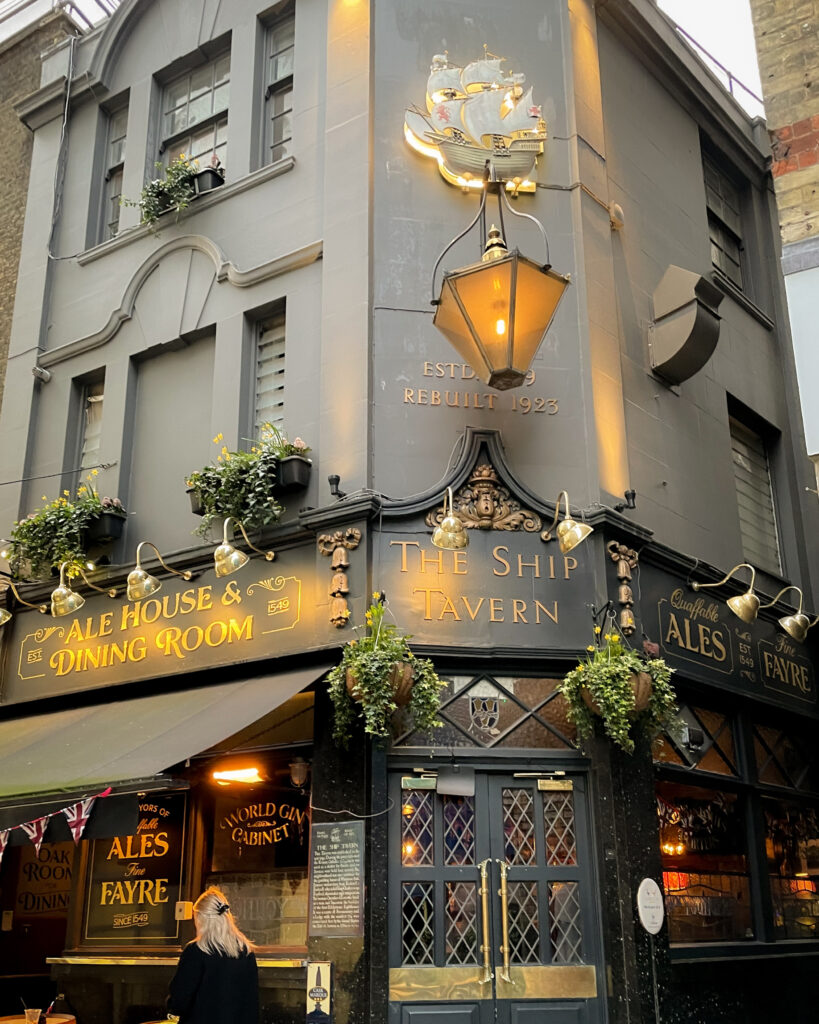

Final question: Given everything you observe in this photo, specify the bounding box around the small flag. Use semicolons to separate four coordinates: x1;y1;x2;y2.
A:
64;796;97;844
0;830;9;869
20;817;49;857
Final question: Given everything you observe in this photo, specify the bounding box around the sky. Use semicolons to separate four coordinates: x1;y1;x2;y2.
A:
657;0;765;118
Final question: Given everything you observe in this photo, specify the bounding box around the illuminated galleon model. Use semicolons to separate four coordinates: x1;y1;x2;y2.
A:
404;50;547;192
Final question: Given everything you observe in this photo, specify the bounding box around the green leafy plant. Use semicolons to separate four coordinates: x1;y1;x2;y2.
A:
327;595;446;747
8;474;126;580
185;427;289;538
262;425;312;459
558;629;677;754
124;153;197;226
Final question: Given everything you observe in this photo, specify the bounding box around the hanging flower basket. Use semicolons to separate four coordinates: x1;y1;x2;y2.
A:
275;455;312;493
327;595;446;747
581;670;653;717
346;660;414;707
558;631;677;754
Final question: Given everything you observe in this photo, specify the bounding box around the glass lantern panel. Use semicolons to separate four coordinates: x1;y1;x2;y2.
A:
448;258;514;375
511;258;569;372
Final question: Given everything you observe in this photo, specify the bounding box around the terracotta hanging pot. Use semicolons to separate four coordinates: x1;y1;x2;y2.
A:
581;671;653;716
346;661;414;706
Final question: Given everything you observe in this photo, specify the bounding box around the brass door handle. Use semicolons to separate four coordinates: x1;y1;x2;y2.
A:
496;859;512;984
478;859;494;984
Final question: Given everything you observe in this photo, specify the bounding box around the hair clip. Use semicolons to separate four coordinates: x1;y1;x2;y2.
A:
216;902;230;915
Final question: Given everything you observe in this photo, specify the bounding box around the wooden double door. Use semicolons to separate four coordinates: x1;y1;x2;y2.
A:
388;769;605;1024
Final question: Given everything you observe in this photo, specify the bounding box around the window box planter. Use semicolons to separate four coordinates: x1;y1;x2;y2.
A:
274;455;312;493
83;511;127;546
194;168;225;195
187;486;205;517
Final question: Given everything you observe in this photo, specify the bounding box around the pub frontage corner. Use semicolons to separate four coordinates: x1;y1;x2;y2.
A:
0;1;817;1023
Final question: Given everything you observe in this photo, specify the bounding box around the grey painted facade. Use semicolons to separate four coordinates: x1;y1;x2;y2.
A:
1;1;819;1022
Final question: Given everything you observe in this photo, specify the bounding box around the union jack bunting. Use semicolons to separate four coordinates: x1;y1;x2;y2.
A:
0;829;9;870
20;817;49;857
63;796;98;845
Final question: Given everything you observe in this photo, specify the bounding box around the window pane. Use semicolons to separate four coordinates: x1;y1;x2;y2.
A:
80;380;105;470
105;169;123;239
213;81;230;113
269;18;295;82
166;108;188;137
188;92;212;127
657;781;753;942
256;313;285;434
730;416;781;573
164;77;189;112
653;705;738;778
189;64;212;98
214;53;230;85
765;797;819;940
753;722;819;793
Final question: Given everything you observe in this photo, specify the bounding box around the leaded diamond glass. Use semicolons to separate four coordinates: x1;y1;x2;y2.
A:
543;790;577;866
445;881;479;965
549;881;583;963
503;788;536;864
443;796;475;865
401;790;433;866
402;882;434;964
507;881;540;964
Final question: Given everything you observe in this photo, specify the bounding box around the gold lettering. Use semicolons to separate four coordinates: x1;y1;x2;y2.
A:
452;551;468;575
417;389;428;405
445;391;460;407
563;556;578;579
534;600;558;625
489;598;504;622
413;587;444;620
664;613;684;648
422;361;434;377
390;540;420;572
420;549;444;574
492;546;511;576
99;611;113;637
438;595;461;620
517;555;540;577
512;599;528;623
430;390;441;406
404;388;415;404
197;586;213;611
461;596;485;620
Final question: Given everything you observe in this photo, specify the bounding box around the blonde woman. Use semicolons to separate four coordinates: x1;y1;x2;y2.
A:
167;887;259;1024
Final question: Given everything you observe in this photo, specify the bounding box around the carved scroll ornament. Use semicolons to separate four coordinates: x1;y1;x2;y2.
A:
425;463;541;533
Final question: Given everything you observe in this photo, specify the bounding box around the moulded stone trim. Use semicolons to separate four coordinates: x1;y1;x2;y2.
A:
39;234;323;368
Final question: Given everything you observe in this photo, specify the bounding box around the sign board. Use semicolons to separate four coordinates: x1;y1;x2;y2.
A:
212;785;309;872
378;522;593;652
84;792;185;943
306;961;332;1022
15;842;73;918
636;877;665;935
640;565;818;710
308;821;364;937
1;545;341;705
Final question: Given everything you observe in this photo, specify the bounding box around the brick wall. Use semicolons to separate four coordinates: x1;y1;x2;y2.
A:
749;1;819;244
0;14;72;417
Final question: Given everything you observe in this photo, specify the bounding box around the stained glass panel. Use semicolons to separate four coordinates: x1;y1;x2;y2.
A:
543;790;577;866
507;881;540;964
503;788;536;865
445;882;479;965
549;881;582;963
401;790;433;866
402;882;434;965
443;796;475;866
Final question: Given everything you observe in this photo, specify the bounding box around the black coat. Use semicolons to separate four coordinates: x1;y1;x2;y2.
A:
167;941;259;1024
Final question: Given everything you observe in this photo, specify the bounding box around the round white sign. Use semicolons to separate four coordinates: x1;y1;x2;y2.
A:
636;877;665;935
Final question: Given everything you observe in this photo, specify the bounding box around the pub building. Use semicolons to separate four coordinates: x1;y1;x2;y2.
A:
0;1;818;1023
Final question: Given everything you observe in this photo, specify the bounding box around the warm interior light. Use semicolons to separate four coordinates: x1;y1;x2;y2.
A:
402;803;415;817
211;767;264;786
402;842;416;858
495;318;506;336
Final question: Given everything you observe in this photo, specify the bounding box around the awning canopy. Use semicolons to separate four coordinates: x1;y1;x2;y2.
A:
0;666;327;802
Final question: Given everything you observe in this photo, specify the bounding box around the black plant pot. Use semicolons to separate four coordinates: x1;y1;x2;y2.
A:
84;512;126;545
275;456;312;493
187;487;205;516
194;168;225;195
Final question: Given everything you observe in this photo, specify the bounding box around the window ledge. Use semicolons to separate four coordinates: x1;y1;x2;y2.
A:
710;270;775;330
670;940;819;963
78;156;296;266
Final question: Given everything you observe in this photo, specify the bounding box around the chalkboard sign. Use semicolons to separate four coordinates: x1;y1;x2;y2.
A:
84;792;186;943
308;822;364;937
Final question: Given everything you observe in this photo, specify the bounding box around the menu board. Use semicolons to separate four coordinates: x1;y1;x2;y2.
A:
85;792;186;942
308;821;364;937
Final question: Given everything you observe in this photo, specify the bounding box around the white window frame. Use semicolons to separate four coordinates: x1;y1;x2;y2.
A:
161;52;230;169
102;106;128;240
263;14;294;166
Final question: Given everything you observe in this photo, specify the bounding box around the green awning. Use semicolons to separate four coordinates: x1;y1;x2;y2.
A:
0;666;327;800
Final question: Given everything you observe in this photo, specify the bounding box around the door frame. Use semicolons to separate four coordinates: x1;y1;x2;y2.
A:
386;754;607;1022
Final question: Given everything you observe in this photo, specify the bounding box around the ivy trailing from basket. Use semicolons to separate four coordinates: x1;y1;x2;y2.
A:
558;629;678;754
327;595;446;747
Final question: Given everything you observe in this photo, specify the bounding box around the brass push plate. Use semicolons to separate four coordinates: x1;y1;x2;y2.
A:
537;779;573;791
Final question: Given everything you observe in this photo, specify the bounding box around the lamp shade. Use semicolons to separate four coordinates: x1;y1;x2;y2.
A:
433;249;570;390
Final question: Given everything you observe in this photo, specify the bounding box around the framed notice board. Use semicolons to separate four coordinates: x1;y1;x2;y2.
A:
84;792;186;943
308;821;364;938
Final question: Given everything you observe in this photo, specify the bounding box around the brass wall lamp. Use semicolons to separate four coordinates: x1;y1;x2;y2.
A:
758;585;817;644
691;563;759;623
431;164;570;391
431;487;469;550
51;562;118;618
541;491;593;554
214;517;275;577
0;577;48;626
127;541;193;601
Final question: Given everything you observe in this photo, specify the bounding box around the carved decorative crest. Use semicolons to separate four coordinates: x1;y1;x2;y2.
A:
425;463;541;533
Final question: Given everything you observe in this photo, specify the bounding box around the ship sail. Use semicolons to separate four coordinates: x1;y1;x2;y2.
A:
428;98;465;134
461;89;509;145
461;57;513;92
427;64;465;104
501;87;541;134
